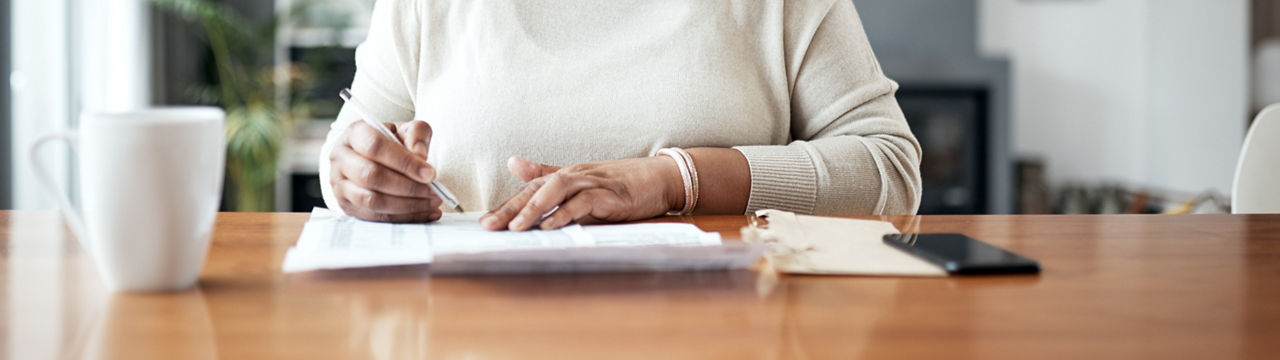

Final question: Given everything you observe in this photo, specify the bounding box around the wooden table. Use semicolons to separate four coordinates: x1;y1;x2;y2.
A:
1;211;1278;359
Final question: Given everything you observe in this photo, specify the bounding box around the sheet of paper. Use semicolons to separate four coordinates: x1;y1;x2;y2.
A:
282;208;758;273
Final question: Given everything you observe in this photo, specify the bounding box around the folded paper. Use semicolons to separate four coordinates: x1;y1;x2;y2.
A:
741;209;945;276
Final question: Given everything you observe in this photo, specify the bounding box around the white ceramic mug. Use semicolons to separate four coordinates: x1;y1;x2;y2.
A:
29;107;226;292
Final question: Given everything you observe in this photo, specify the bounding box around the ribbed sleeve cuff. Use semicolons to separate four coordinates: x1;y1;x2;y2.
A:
732;145;818;214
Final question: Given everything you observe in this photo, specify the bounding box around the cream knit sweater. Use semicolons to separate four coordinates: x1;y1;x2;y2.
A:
319;0;923;216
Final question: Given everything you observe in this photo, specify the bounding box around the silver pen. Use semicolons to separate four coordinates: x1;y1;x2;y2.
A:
338;88;465;213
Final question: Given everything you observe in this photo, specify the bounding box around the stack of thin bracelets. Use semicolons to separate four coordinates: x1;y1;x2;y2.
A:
656;148;699;216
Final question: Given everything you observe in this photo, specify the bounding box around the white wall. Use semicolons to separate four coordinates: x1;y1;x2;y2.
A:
980;0;1248;195
1004;0;1150;188
1146;0;1249;194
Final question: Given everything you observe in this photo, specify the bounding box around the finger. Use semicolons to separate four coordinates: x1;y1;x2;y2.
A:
329;160;440;223
335;185;440;223
334;145;436;198
412;207;444;223
510;173;598;231
396;120;433;160
481;182;542;231
344;121;435;184
342;204;440;223
336;179;443;215
507;156;560;183
426;208;444;222
540;190;611;229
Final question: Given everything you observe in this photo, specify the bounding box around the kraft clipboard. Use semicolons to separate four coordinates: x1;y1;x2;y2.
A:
741;209;946;276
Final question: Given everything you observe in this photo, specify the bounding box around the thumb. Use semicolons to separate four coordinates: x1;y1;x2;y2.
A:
508;156;559;182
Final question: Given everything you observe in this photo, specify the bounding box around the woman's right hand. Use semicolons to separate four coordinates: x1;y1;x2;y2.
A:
328;120;443;223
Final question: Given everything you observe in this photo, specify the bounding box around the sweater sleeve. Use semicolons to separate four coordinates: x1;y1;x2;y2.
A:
733;0;923;215
318;0;421;215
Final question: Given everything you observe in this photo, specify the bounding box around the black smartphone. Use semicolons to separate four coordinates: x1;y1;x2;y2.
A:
882;233;1040;275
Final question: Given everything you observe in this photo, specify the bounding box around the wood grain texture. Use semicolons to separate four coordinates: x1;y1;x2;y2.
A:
2;210;1279;359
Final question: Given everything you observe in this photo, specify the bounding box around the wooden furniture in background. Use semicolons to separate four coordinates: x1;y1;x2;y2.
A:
2;211;1278;359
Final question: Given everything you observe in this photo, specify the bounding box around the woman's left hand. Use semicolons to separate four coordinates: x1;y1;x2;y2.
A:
480;156;683;231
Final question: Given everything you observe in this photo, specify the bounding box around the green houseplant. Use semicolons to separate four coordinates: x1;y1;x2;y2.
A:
151;0;342;211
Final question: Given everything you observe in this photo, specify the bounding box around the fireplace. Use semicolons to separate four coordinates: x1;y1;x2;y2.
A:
898;85;990;214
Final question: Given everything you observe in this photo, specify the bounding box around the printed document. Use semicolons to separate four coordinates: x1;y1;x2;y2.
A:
282;208;761;273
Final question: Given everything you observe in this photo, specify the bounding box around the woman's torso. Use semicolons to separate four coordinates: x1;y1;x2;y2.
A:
412;0;796;209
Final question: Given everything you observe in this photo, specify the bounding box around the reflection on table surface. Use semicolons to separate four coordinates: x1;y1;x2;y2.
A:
2;211;1279;359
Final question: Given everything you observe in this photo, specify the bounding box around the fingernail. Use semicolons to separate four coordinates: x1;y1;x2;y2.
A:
419;166;435;182
510;215;527;230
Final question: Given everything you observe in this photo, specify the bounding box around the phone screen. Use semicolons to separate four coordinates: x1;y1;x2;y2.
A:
883;233;1040;274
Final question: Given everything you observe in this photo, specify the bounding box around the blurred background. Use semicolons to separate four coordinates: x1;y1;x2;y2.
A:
2;0;1277;215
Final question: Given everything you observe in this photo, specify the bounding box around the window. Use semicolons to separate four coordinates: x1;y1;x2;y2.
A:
7;0;150;210
1;0;11;209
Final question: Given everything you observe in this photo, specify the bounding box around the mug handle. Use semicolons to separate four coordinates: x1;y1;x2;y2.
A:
29;132;90;249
